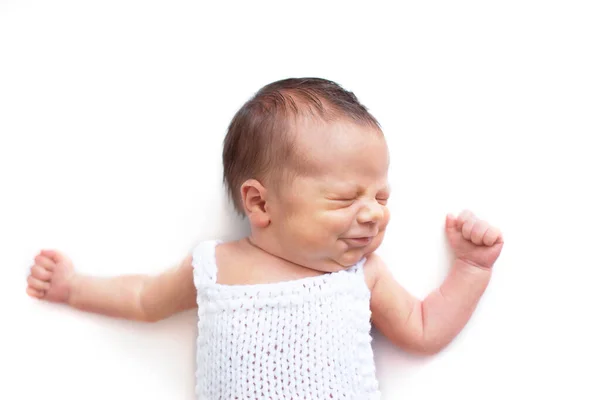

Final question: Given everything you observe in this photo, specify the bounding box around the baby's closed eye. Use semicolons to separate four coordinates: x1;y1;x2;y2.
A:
329;196;357;202
326;197;357;208
376;195;389;205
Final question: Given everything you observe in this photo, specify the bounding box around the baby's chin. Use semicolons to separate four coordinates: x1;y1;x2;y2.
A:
335;236;384;266
335;250;370;269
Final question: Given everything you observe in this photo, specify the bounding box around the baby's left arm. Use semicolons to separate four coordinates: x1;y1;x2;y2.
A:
366;210;503;355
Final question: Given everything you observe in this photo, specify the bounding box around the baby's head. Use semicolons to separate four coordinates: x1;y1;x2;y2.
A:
223;78;390;271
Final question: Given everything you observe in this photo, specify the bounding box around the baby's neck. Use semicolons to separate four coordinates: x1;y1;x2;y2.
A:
214;238;326;286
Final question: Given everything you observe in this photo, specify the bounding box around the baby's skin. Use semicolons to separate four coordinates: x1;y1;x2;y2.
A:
26;118;503;355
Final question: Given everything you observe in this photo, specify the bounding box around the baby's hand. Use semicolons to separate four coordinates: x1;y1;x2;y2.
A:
26;249;75;303
445;210;504;269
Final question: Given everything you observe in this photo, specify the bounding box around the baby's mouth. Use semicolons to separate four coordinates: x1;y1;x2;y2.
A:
342;237;373;247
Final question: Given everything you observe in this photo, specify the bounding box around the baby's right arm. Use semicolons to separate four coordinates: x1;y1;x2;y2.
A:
25;250;197;322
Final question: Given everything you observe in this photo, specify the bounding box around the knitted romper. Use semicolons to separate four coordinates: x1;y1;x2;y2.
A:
192;240;381;400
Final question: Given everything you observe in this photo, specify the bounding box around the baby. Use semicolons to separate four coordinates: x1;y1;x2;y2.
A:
25;78;504;399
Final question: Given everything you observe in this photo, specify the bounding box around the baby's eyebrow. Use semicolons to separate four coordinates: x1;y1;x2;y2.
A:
321;181;356;191
324;187;358;197
329;183;391;196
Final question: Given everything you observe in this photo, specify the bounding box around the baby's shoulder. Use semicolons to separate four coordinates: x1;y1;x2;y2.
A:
190;239;256;286
213;239;247;267
210;239;278;285
362;253;386;291
190;239;238;263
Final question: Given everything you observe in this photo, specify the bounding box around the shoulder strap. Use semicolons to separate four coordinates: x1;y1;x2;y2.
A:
191;240;220;286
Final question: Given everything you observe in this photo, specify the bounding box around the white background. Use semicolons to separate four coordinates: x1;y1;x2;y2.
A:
1;1;599;399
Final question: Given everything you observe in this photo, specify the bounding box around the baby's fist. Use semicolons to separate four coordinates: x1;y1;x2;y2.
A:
26;249;75;303
445;210;503;269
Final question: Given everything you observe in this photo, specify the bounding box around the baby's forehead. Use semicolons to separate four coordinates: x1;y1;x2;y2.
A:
291;117;385;158
278;118;388;182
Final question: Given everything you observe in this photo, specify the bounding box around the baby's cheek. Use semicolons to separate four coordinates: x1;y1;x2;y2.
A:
365;230;384;252
327;212;355;237
368;211;390;253
381;207;391;229
290;217;331;246
310;208;347;232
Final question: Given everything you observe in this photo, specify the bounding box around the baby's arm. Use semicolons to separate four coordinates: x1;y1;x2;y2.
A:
25;250;197;322
367;210;503;355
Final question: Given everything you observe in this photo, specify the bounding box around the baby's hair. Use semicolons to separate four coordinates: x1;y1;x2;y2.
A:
222;77;381;215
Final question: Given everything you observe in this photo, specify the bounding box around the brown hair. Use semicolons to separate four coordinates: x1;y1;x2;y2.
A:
222;77;381;214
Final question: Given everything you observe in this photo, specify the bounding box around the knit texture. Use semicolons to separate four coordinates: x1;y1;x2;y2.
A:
192;240;380;400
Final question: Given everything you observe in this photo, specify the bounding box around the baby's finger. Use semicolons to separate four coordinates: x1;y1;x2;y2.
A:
457;210;473;224
34;255;54;271
445;214;457;231
470;221;488;245
26;287;44;299
461;218;476;241
41;249;63;264
482;226;501;246
27;276;50;291
30;265;52;281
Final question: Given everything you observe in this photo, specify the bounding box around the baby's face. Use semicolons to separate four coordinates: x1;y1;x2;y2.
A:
269;119;390;272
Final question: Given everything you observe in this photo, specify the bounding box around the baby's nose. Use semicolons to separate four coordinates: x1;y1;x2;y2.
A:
357;200;384;224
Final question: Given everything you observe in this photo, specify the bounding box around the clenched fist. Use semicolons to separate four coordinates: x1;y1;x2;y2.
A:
445;210;503;269
26;249;75;303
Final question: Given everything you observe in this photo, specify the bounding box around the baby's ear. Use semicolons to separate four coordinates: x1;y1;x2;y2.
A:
240;179;270;228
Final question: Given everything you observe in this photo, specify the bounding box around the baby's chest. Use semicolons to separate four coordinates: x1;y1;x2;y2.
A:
197;294;373;366
216;259;326;286
195;295;379;399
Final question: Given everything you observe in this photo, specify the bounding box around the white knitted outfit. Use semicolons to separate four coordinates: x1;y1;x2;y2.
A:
191;240;380;400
